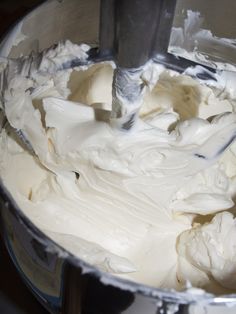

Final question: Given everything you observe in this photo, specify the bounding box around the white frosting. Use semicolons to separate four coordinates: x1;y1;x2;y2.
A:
0;20;27;58
169;10;236;71
177;212;236;291
1;41;236;294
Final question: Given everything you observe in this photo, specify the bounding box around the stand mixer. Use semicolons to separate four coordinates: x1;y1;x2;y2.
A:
1;1;236;314
97;0;217;130
1;0;221;149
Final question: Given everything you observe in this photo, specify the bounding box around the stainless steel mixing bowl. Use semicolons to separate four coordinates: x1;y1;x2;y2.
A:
1;1;236;313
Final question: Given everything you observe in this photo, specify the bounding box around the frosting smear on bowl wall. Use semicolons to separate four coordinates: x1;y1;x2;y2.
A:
1;40;236;295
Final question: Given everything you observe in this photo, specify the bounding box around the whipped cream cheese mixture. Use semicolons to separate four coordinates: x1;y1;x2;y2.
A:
1;41;236;295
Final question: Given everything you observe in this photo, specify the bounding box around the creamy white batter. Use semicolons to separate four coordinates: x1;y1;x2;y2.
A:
1;41;236;295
